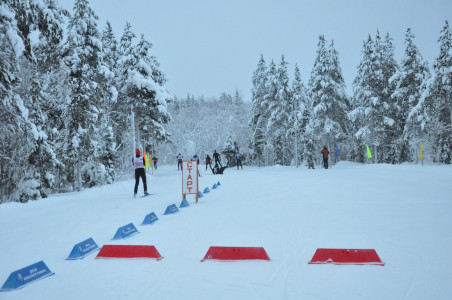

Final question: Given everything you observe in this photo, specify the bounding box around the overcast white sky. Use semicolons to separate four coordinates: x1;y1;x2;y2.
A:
58;0;452;101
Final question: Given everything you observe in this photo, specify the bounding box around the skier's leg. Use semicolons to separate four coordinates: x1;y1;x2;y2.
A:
134;171;140;194
141;170;148;192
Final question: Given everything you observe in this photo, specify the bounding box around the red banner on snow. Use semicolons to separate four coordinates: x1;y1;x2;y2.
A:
96;245;163;260
308;248;384;266
201;246;270;262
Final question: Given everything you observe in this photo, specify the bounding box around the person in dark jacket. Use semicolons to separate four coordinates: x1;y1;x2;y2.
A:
192;154;201;177
177;153;183;170
320;146;329;169
213;150;222;167
235;151;243;170
212;163;227;175
152;156;158;169
133;149;148;197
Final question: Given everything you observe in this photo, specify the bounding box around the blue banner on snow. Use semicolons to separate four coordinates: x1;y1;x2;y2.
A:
164;204;179;215
179;199;190;208
217;181;221;186
141;212;158;225
203;187;210;194
66;237;99;260
0;261;54;292
198;191;203;198
212;183;217;189
112;223;139;240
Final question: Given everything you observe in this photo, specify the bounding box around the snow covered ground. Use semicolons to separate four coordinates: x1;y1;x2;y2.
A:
1;162;451;300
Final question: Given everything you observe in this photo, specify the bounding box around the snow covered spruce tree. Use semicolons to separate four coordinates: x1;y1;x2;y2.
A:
262;59;279;165
308;36;350;162
97;21;120;182
221;135;237;166
0;0;66;202
391;28;430;162
267;55;292;165
416;21;452;163
350;31;398;163
117;23;172;159
380;33;400;163
287;64;309;166
62;0;108;190
0;2;28;202
250;54;268;166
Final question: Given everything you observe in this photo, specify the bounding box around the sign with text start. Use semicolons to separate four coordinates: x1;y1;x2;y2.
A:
182;160;198;195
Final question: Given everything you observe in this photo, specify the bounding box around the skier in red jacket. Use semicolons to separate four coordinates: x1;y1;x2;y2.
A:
320;146;329;169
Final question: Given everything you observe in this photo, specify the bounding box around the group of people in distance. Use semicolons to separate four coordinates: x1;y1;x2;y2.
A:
177;150;243;174
134;146;329;197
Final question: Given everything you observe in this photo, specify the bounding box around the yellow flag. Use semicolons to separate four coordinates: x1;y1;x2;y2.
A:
144;152;149;169
418;143;424;159
366;144;372;158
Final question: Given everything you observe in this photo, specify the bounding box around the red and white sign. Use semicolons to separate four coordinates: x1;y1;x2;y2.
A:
182;161;198;195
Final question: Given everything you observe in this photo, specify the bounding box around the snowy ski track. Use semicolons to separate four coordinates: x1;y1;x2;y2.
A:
0;162;451;299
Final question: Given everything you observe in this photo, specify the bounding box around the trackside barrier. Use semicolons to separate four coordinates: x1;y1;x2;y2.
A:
112;223;139;240
201;246;271;262
96;245;163;260
179;199;190;208
308;248;385;266
0;261;55;292
66;237;99;260
217;181;221;186
203;187;210;194
141;212;158;225
212;183;217;189
198;191;203;198
164;204;179;215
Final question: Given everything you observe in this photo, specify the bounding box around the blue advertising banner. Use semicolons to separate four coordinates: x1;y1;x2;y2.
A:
179;199;190;208
0;261;54;292
66;238;100;260
112;223;139;240
141;212;158;225
164;204;179;215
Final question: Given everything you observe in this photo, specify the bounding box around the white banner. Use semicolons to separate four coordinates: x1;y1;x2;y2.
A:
182;161;198;194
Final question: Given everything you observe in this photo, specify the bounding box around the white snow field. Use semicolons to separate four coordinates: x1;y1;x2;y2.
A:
0;162;451;300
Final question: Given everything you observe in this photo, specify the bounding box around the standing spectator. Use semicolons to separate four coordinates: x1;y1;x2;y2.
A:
213;150;222;167
191;154;200;164
133;149;148;197
192;154;200;177
205;154;212;170
235;151;243;170
177;153;183;170
152;156;158;169
320;146;329;169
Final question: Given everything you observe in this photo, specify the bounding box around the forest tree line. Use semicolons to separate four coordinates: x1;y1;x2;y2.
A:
1;0;451;204
1;0;171;203
249;24;451;167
